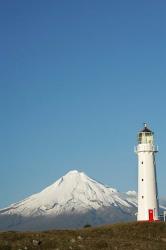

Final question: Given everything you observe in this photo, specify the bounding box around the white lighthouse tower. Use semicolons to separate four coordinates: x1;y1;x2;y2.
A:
136;124;159;221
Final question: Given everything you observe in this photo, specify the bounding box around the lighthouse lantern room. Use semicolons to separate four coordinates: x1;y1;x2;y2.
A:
136;123;159;221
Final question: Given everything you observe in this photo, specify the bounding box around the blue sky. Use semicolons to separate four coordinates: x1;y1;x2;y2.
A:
0;0;166;208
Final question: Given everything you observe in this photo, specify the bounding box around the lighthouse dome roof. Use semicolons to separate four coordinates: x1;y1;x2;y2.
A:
140;123;153;133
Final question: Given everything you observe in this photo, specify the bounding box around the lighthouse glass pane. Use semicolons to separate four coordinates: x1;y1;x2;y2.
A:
146;134;153;144
138;133;142;143
138;132;154;144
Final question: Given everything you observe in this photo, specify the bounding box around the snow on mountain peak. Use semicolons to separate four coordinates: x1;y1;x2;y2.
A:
0;170;137;219
65;170;82;175
0;170;139;230
62;169;87;180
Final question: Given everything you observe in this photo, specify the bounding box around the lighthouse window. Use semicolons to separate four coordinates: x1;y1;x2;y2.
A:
141;161;143;164
142;179;144;181
142;196;144;199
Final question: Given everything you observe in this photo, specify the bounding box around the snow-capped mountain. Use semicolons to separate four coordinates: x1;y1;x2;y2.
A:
0;170;138;231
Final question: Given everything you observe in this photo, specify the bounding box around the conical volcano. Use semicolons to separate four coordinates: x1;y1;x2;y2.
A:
0;170;137;231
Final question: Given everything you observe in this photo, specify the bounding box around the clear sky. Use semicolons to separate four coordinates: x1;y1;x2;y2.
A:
0;0;166;208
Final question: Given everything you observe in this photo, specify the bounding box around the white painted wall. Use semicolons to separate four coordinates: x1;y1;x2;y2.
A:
136;141;159;221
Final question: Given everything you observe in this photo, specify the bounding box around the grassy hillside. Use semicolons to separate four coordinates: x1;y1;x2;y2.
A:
0;222;166;250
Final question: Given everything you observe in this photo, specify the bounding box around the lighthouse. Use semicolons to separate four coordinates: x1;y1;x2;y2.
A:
136;124;159;221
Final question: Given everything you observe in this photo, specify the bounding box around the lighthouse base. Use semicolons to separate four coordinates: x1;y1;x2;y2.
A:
138;219;160;222
137;208;159;222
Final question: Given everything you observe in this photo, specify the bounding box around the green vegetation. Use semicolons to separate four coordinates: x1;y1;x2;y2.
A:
83;224;91;228
0;222;166;250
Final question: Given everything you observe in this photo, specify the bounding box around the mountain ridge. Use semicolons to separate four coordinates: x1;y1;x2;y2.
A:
0;170;164;231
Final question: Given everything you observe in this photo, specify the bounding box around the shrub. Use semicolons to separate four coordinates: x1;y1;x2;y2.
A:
84;224;91;228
